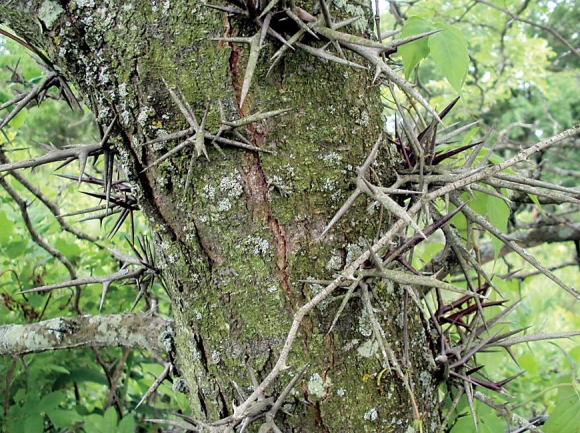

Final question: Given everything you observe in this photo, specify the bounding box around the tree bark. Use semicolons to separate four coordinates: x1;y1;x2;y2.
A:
0;314;171;356
1;1;440;431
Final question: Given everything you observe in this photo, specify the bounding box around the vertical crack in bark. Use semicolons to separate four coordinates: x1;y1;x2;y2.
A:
313;401;330;433
227;30;295;313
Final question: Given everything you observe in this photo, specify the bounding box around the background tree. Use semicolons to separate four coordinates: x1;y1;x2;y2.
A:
0;1;579;432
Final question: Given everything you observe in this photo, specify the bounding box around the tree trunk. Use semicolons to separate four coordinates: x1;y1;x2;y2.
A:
1;1;440;431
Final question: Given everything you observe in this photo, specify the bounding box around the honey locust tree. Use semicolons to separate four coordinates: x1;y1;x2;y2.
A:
0;1;579;432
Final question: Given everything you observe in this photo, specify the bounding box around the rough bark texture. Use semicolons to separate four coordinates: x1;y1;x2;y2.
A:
0;314;171;356
1;1;440;431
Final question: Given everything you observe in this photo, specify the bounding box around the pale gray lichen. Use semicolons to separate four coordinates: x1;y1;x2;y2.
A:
201;184;216;200
342;338;359;352
39;0;65;29
321;178;337;192
219;173;243;198
305;277;330;310
192;347;201;360
217;198;232;212
246;235;269;255
172;378;189;393
307;373;330;398
325;250;342;271
356;110;370;127
322;151;342;164
357;339;378;358
358;309;373;337
363;407;378;422
345;237;365;264
137;108;150;126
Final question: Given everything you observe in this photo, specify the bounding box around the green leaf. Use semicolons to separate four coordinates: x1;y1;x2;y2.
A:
398;16;433;80
0;210;14;242
487;193;510;262
5;239;31;259
544;383;580;433
461;126;480;146
518;353;539;375
450;401;504;432
52;368;109;389
429;23;469;94
103;406;118;430
8;107;27;129
412;242;444;269
54;237;82;262
23;414;44;433
38;391;66;412
117;414;136;433
84;414;107;433
47;364;70;374
528;193;546;217
46;409;83;428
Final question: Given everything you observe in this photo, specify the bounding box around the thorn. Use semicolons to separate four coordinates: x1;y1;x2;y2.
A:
296;42;367;70
259;11;273;46
203;3;246;15
259;0;278;18
240;32;261;108
319;0;334;28
99;280;111;312
135;363;171;409
285;8;319;39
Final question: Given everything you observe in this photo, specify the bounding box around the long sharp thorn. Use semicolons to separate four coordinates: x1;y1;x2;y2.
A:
259;0;278;18
361;178;426;239
334;16;363;30
269;364;309;416
203;3;246;15
266;25;294;49
222;108;290;128
436;120;480;145
104;148;114;214
267;29;305;76
99;280;111;312
383;29;441;51
319;0;334;28
196;105;210;160
318;189;362;239
285;9;319;39
359;134;382;175
239;33;261;108
176;87;199;129
259;12;272;47
438;96;461;120
315;26;390;50
135;363;171;409
99;115;118;147
296;43;367;69
463;126;492;168
77;151;88;186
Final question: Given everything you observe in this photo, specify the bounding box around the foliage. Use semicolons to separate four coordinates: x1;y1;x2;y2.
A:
0;39;177;432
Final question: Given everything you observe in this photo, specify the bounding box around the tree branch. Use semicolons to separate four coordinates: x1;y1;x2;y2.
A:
0;314;172;356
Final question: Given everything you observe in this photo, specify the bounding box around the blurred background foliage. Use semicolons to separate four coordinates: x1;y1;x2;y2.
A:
380;0;580;430
0;0;579;431
0;35;176;432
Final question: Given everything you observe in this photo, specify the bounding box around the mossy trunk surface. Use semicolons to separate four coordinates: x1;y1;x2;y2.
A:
2;1;440;431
